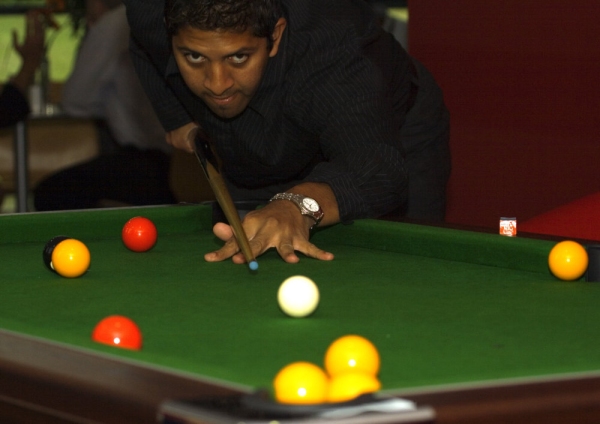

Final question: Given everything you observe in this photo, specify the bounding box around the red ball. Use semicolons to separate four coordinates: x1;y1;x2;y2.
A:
91;315;142;350
122;216;157;252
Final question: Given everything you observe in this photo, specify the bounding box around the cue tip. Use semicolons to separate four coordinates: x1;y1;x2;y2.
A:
249;260;259;271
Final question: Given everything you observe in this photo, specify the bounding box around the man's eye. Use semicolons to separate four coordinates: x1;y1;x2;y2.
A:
186;52;204;63
230;54;248;64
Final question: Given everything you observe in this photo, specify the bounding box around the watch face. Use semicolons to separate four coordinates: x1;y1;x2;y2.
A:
302;198;319;212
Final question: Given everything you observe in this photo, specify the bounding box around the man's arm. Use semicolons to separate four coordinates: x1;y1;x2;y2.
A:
204;56;409;265
124;0;196;147
128;36;194;136
10;10;44;96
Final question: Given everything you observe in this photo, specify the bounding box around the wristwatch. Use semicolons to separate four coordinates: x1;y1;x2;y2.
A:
270;193;324;230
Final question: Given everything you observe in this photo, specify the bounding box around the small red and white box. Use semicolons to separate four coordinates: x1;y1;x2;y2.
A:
499;217;517;237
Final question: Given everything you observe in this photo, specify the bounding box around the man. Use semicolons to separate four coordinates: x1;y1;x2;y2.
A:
124;0;450;264
33;0;176;211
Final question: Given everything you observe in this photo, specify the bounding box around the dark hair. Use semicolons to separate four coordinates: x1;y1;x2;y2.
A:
165;0;283;48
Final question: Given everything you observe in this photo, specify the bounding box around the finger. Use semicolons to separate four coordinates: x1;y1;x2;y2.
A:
230;252;247;265
277;242;300;264
12;30;19;50
229;238;263;264
298;242;335;262
185;125;198;153
25;15;32;37
314;249;335;261
29;12;38;32
213;222;234;241
204;238;239;262
205;223;238;262
177;139;193;152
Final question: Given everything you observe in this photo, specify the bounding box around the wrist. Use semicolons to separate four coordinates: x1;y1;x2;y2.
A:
269;193;324;231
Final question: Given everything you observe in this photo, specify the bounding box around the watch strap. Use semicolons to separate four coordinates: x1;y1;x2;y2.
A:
269;193;324;230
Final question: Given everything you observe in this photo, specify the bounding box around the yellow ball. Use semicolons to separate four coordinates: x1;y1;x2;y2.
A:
273;362;329;404
324;335;380;378
327;372;381;403
548;241;588;281
51;239;91;278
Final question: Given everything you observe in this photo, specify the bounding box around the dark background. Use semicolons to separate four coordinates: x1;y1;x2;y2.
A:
409;0;600;228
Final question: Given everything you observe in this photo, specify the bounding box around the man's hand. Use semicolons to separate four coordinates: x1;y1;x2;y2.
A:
204;183;339;264
11;10;45;93
166;122;199;152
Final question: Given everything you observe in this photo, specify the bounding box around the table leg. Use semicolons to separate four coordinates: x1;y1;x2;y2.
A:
13;121;29;213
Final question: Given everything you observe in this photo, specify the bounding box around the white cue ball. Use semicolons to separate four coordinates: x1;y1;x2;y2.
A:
277;275;320;318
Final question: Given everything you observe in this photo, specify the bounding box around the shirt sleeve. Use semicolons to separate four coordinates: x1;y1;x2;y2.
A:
128;37;192;132
307;95;409;221
289;40;411;221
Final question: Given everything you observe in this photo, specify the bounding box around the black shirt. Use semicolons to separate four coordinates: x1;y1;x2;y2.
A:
125;0;443;221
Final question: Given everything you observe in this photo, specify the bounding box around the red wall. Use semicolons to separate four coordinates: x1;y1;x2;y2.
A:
408;1;600;228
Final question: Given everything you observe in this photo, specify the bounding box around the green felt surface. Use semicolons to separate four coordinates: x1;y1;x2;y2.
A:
0;205;599;394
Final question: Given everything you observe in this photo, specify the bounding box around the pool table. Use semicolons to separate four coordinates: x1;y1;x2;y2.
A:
1;204;600;423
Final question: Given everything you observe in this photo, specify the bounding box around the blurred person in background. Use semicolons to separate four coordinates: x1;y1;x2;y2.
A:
33;0;176;211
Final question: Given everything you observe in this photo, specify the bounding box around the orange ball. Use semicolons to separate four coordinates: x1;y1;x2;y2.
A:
273;362;329;404
324;335;380;378
548;241;588;281
91;315;143;350
122;216;157;252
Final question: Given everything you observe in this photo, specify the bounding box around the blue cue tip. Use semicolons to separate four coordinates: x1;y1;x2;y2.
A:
249;260;259;271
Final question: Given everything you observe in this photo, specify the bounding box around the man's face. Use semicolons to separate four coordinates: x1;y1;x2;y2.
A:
172;20;285;119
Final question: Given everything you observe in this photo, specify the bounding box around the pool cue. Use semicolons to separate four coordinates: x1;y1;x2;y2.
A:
192;129;258;271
